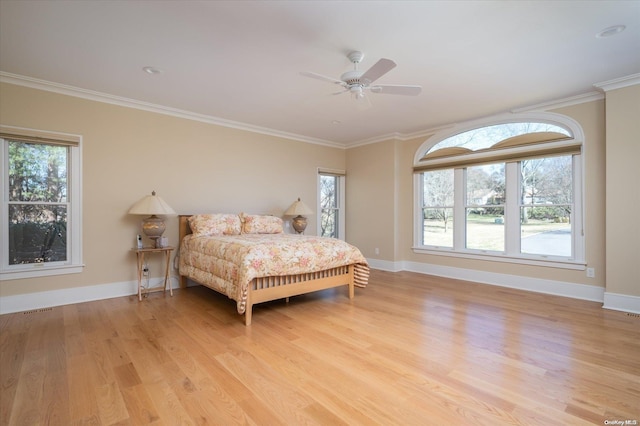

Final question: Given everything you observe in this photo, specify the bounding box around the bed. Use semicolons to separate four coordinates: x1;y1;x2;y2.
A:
178;213;369;325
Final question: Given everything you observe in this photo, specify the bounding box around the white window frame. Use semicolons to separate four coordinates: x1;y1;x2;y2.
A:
1;125;83;280
317;168;345;240
412;112;585;270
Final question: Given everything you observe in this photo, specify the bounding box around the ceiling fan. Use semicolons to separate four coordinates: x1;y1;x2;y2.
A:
301;51;422;104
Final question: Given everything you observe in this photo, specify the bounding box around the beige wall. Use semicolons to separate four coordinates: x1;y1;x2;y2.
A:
346;97;608;289
605;84;640;297
346;140;398;260
0;83;345;297
1;80;636;307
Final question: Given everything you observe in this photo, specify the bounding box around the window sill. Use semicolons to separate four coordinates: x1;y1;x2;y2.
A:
412;247;586;270
1;264;85;280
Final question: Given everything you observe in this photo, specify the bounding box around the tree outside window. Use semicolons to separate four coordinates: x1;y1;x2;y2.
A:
318;171;345;239
520;156;572;257
422;169;454;247
7;140;69;265
414;118;583;265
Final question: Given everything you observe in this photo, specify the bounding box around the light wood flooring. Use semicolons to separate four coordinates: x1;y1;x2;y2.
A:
1;270;639;425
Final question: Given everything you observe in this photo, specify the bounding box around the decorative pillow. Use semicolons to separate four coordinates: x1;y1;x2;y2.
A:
188;214;242;236
241;214;284;234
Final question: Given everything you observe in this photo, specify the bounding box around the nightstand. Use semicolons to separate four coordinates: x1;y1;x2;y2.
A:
132;246;174;301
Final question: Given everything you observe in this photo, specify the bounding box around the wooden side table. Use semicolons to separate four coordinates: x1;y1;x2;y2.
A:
132;246;174;301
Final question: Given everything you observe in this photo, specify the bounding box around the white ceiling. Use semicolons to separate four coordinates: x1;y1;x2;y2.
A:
1;1;639;147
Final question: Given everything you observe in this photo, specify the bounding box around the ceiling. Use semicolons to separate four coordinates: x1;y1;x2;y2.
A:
1;1;639;147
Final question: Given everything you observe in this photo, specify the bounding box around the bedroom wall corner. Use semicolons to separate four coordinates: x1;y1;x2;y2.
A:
0;82;346;308
345;139;398;262
603;82;640;301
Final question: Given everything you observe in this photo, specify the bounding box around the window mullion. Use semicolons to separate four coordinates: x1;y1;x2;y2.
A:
1;141;7;269
414;173;424;246
572;154;584;262
504;162;520;255
453;168;465;250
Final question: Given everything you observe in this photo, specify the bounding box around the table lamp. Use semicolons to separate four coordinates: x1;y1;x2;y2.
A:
128;191;176;248
284;197;313;234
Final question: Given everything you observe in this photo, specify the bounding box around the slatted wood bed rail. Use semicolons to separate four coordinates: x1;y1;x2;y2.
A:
178;215;356;325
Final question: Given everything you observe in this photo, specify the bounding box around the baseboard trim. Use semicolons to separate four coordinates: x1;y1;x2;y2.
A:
399;260;606;303
2;266;637;315
366;258;402;272
365;259;607;305
603;292;640;314
0;277;179;315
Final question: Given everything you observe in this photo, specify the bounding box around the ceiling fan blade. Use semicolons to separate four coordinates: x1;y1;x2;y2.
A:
360;58;396;85
300;71;345;86
370;84;422;96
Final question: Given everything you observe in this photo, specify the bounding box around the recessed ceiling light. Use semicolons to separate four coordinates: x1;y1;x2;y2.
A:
596;25;626;38
142;66;162;75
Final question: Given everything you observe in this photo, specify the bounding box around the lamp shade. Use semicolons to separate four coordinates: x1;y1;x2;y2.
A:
128;191;176;216
284;198;313;216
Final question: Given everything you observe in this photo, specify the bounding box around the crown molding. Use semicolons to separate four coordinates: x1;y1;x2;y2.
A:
594;73;640;92
344;124;454;149
3;71;629;150
510;91;605;113
347;88;610;148
0;72;344;149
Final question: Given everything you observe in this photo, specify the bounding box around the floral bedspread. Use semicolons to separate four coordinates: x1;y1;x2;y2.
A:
179;234;369;314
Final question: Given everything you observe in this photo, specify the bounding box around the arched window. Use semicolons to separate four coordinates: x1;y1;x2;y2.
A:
413;113;584;268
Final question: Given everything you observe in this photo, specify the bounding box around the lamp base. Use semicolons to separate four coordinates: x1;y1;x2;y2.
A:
142;215;166;247
291;215;307;234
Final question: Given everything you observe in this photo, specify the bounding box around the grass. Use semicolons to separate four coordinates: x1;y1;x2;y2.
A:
423;214;570;251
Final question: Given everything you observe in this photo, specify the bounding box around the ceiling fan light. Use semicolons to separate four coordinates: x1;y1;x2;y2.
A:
350;86;365;101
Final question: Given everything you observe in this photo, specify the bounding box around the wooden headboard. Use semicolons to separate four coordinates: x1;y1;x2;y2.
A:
178;215;193;244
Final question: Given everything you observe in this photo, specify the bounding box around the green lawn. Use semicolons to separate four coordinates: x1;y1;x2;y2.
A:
423;214;570;250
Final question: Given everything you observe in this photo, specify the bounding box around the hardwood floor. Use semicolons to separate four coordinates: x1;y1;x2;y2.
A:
2;270;639;425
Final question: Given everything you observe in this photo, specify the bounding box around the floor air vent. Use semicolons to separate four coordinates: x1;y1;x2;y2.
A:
23;308;54;315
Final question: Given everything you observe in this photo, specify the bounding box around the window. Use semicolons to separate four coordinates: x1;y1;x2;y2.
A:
1;126;83;279
465;163;505;251
422;168;454;248
413;115;584;268
520;155;573;257
318;169;345;239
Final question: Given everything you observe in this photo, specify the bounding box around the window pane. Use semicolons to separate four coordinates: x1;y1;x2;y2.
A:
521;207;572;256
466;164;505;206
422;170;454;247
9;204;68;264
423;208;453;247
466;207;505;251
520;156;572;257
8;141;68;202
320;175;338;238
423;169;454;206
465;164;505;251
521;156;572;205
320;175;337;208
320;209;338;238
425;122;570;155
